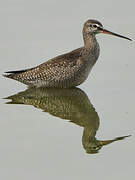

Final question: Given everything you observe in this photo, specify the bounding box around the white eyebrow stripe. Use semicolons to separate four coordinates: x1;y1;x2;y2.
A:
95;24;100;27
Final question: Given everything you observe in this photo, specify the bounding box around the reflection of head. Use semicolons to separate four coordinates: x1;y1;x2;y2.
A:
84;139;102;154
83;135;131;154
5;87;131;154
82;127;101;154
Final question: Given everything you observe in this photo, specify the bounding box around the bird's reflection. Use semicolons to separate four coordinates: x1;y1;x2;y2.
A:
5;87;130;154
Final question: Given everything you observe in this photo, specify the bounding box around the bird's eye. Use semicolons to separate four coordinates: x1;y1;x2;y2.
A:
93;24;98;28
92;146;100;150
92;146;97;150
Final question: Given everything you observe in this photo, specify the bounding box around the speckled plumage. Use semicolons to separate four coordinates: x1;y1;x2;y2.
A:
4;20;101;88
4;19;131;88
6;45;99;88
5;87;130;154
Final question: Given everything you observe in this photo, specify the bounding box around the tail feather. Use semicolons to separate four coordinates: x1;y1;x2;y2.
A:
3;67;34;79
3;68;30;80
5;69;28;74
3;73;16;79
3;66;37;86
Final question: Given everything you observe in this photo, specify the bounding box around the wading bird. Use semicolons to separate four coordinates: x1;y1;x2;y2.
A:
4;19;131;88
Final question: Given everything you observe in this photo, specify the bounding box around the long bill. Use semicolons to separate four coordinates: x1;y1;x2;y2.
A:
99;135;131;146
101;28;132;41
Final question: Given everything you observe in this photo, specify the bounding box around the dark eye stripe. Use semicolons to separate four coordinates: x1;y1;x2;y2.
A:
93;24;98;28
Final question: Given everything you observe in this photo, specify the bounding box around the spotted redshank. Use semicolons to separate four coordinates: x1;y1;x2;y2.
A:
4;19;132;88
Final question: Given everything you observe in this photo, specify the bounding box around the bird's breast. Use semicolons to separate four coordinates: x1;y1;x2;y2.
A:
74;45;100;86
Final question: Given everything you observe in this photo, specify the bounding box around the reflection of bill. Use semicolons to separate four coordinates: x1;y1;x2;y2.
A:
5;87;131;154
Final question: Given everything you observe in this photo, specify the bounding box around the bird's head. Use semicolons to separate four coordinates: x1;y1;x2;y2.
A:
83;19;131;41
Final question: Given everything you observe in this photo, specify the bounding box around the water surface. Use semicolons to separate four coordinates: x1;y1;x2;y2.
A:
0;0;135;179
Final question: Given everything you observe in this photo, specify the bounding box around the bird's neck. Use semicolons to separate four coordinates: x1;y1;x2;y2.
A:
83;32;98;50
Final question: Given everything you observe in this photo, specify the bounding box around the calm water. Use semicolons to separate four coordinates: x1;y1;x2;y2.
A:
0;0;135;180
